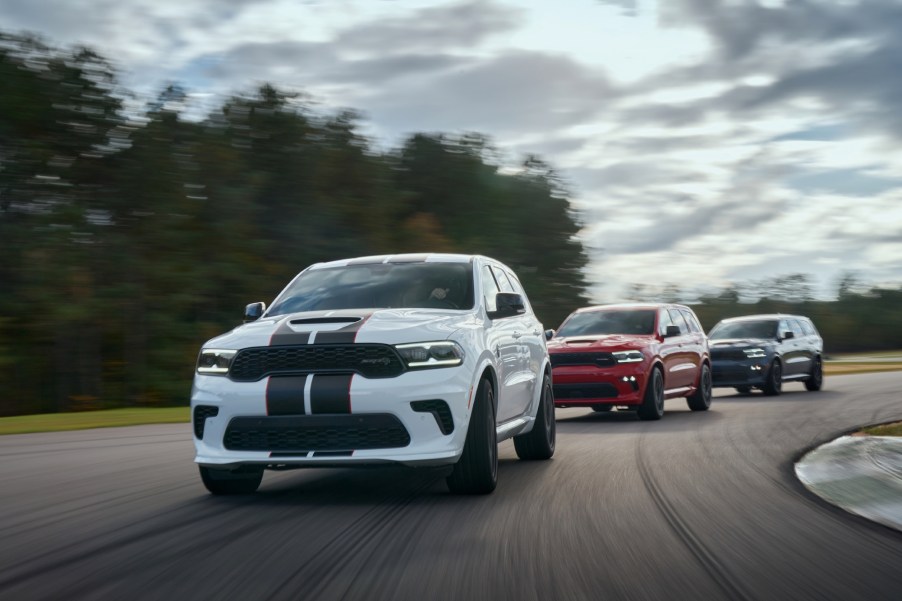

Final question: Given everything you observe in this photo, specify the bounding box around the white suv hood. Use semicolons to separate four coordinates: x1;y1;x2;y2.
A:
203;308;478;349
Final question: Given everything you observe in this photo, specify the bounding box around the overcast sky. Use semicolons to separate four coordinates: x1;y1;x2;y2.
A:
5;0;901;301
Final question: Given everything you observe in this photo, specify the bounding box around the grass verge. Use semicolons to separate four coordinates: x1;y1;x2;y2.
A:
824;363;902;376
0;407;189;436
862;422;902;437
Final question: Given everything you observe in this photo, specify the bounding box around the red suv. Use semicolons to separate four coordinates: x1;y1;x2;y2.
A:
547;303;712;420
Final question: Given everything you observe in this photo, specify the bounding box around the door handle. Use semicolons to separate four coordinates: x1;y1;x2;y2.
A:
512;332;522;339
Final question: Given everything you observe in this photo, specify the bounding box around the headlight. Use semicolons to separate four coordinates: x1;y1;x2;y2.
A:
196;349;237;375
612;350;644;363
743;348;766;358
395;342;464;369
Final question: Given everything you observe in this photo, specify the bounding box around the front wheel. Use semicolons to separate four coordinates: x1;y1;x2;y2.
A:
514;373;556;460
447;378;498;494
199;466;263;495
637;367;664;421
686;363;712;411
763;360;782;396
805;357;824;391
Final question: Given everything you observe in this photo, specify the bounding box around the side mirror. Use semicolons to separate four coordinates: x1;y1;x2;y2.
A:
781;330;794;340
244;301;266;323
664;325;681;338
544;329;556;341
488;292;526;319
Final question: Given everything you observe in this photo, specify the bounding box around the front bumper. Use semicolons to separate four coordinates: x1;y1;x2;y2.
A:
551;363;647;407
191;367;474;468
711;359;769;387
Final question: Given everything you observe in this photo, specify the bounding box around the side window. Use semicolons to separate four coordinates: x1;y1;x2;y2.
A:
668;308;689;335
680;309;702;334
491;266;515;293
658;309;674;336
778;319;791;338
482;265;500;313
789;320;805;338
800;319;816;337
505;271;533;314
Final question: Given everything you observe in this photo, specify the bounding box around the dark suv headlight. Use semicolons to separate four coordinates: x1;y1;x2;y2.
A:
743;348;766;359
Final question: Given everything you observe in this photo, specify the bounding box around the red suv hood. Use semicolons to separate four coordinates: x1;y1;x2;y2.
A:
548;334;654;352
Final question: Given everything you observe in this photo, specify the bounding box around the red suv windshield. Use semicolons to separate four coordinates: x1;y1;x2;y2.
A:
558;309;656;336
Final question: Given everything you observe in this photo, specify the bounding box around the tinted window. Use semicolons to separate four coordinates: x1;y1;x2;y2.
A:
559;309;657;336
505;270;532;314
658;309;674;336
268;262;474;315
709;320;779;340
789;320;805;338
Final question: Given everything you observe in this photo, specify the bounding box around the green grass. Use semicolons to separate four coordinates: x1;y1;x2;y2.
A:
862;422;902;437
0;407;189;435
824;363;902;376
830;349;902;359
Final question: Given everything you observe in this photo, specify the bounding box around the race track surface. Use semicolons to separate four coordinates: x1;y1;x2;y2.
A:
2;372;901;601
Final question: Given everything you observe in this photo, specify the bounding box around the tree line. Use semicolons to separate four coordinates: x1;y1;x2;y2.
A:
1;32;898;417
0;33;589;416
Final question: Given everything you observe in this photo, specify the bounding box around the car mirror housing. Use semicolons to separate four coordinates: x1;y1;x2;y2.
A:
488;292;526;319
781;330;795;340
244;301;266;323
664;325;681;338
544;329;556;341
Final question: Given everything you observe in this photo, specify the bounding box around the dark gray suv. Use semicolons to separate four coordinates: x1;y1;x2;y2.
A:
708;314;823;395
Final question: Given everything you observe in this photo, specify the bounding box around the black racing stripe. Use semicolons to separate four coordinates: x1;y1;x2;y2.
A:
267;375;307;415
314;314;370;344
270;319;312;346
309;374;353;414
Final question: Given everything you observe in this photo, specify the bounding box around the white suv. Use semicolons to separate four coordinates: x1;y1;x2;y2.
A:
192;254;555;495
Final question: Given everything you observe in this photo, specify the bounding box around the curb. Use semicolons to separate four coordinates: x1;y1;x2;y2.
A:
795;435;902;532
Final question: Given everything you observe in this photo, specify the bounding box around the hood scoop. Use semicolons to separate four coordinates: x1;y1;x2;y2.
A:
290;317;361;325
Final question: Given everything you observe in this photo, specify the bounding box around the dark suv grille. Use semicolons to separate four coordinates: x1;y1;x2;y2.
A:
550;352;616;368
710;348;748;361
223;414;411;452
229;344;405;381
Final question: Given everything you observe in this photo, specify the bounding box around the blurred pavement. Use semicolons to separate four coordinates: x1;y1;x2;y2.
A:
796;435;902;532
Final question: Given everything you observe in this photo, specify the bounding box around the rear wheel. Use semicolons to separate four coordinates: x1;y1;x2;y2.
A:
514;373;556;460
199;466;263;495
763;360;782;396
637;367;664;421
686;363;712;411
805;357;824;391
447;378;497;494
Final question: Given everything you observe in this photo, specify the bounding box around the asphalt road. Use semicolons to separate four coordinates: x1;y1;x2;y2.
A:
2;372;901;601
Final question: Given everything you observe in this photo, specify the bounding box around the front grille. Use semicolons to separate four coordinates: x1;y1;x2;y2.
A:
411;400;454;435
710;348;748;361
553;383;619;400
223;414;411;452
229;344;405;381
550;352;616;368
194;405;219;439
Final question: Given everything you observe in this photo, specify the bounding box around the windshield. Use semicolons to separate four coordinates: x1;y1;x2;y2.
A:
709;320;778;340
557;309;656;337
267;262;474;316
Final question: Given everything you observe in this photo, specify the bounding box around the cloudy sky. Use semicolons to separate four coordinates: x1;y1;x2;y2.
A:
5;0;902;301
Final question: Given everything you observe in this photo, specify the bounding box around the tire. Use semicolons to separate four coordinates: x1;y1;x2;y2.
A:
199;466;263;495
763;360;782;396
736;386;752;395
447;378;498;494
686;363;712;411
514;373;556;460
591;405;612;413
805;357;824;391
637;367;664;421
